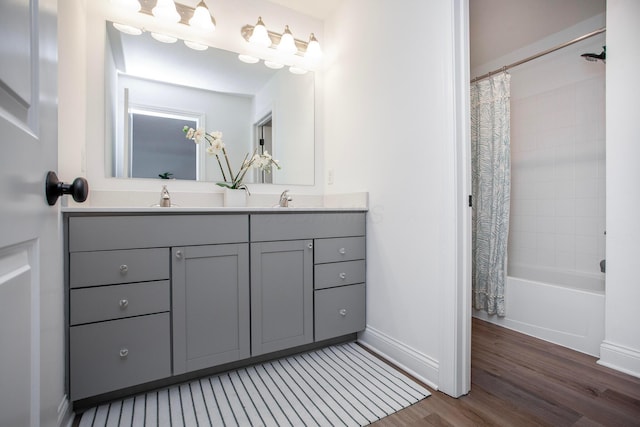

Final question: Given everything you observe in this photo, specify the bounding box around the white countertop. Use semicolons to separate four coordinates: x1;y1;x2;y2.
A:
61;206;368;213
61;191;369;213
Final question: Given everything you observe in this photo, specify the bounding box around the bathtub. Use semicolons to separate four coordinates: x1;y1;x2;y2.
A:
473;264;605;356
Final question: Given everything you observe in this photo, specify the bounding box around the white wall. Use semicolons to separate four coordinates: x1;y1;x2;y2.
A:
324;0;467;393
600;0;640;378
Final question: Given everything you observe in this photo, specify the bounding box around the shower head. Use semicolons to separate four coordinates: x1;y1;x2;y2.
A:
581;46;606;63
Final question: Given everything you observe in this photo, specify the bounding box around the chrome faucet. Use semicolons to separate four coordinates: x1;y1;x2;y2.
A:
279;189;292;207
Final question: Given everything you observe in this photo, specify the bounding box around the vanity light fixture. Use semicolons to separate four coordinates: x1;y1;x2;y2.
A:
111;1;217;51
248;17;272;48
189;0;216;32
240;18;322;72
152;0;181;24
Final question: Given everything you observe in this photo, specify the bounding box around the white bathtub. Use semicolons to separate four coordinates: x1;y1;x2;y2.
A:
473;264;605;356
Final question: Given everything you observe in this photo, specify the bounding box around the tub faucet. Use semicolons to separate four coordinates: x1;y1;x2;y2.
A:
279;190;292;207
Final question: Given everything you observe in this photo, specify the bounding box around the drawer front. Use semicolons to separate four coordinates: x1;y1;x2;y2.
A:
314;260;366;290
314;236;365;264
70;248;169;288
69;215;249;252
70;280;170;325
315;283;365;341
70;313;171;401
250;213;365;242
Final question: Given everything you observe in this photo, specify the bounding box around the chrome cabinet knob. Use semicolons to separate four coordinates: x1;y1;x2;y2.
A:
339;309;347;316
119;299;129;309
338;248;346;255
339;273;347;279
119;348;129;358
307;243;313;249
175;250;183;259
119;264;128;274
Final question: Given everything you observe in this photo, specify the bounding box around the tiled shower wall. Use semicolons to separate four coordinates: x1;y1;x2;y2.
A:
508;58;605;277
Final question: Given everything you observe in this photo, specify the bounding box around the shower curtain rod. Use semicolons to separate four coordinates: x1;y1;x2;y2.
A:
470;27;606;83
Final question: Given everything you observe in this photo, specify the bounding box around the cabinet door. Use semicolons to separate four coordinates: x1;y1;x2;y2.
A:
172;244;250;375
251;240;313;356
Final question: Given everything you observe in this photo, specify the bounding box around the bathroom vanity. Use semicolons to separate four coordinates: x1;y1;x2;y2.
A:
64;208;366;404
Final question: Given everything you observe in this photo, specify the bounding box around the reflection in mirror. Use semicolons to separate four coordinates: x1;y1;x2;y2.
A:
129;109;197;180
105;21;315;185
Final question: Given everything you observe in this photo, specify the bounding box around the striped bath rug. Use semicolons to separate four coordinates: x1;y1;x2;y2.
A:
78;342;431;426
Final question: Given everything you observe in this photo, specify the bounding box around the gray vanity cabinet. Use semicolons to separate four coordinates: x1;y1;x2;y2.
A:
314;236;367;341
68;247;172;401
250;239;314;355
250;212;367;345
66;213;249;402
172;244;250;374
66;211;365;403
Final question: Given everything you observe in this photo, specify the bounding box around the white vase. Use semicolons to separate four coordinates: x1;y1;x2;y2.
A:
223;188;247;207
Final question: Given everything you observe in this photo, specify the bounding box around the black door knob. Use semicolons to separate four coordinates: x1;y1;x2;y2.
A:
45;171;89;206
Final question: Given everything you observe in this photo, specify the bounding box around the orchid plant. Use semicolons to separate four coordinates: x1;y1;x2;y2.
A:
183;126;281;190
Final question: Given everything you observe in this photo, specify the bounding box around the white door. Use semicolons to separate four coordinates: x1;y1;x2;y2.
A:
0;0;63;426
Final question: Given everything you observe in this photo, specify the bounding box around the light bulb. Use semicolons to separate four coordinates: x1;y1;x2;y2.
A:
184;40;208;51
264;61;284;70
304;33;322;62
238;54;260;64
249;17;271;48
151;32;178;43
152;0;180;23
112;22;142;35
189;1;215;32
289;66;308;75
111;0;141;12
277;25;297;55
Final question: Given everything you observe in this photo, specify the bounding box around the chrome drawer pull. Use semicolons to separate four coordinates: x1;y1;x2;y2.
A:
119;264;128;274
339;273;347;279
339;309;347;316
119;348;129;358
307;243;313;249
338;248;346;255
175;250;183;259
119;299;129;309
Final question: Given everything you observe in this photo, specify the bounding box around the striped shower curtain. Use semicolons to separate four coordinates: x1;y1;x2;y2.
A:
471;72;511;317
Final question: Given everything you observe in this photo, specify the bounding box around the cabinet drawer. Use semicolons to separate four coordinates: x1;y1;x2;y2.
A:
314;260;365;290
70;280;170;325
315;283;365;341
69;313;171;401
250;213;365;242
68;215;248;252
70;248;169;288
314;236;365;264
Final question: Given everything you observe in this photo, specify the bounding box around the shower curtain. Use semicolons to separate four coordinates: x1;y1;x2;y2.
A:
471;72;511;317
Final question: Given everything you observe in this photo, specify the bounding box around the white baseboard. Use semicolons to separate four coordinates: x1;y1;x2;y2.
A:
57;394;74;427
598;341;640;379
358;325;439;391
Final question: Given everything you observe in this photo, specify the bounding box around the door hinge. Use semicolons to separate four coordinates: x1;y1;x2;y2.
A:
468;195;473;207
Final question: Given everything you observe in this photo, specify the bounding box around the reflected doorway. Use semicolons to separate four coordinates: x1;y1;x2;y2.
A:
256;114;273;184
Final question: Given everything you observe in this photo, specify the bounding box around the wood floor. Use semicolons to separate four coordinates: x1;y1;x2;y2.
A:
370;318;640;426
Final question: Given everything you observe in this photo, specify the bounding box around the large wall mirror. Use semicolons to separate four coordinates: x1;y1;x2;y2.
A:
105;22;315;186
